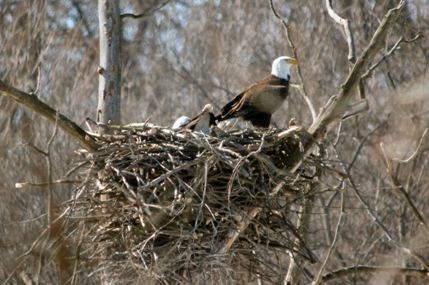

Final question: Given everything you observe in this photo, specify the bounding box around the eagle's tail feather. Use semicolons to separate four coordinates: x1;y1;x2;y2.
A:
216;93;244;122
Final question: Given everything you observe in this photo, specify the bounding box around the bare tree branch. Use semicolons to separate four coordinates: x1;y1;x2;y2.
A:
378;129;429;235
216;207;262;254
15;180;81;188
322;266;429;282
121;0;172;19
313;0;406;134
361;34;422;80
0;80;98;151
46;113;59;225
325;0;356;63
312;186;345;285
2;207;73;285
330;125;429;273
31;64;41;95
386;167;429;235
284;193;317;284
339;151;429;271
289;0;407;173
392;127;427;163
71;0;93;37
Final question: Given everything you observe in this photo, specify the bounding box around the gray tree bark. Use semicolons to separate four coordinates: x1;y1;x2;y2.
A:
97;2;122;284
97;0;121;128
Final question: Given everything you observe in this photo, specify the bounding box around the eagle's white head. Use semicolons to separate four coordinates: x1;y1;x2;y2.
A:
271;56;298;80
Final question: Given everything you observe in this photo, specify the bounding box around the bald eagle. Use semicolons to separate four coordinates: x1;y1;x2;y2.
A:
216;56;298;128
172;116;191;130
176;104;216;134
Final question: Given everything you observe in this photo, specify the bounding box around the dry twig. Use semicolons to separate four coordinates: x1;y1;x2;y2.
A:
121;0;172;19
322;266;429;282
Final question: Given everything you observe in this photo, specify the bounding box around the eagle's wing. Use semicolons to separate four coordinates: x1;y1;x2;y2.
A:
246;85;289;114
219;91;245;120
221;85;288;119
217;74;289;124
218;76;271;120
183;117;198;130
184;111;216;133
184;110;205;130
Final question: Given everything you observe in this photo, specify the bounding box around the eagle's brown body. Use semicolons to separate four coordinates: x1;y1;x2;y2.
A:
216;74;290;128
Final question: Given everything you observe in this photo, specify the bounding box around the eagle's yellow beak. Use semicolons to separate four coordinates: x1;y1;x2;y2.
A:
289;58;299;65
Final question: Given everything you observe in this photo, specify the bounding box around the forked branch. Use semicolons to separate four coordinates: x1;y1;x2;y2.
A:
310;0;406;136
325;0;356;63
289;0;407;172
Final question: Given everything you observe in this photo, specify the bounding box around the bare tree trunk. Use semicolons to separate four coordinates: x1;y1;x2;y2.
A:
97;0;121;127
97;1;121;284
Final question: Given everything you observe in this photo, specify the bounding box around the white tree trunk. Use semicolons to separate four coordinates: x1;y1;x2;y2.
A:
97;2;121;284
97;0;121;127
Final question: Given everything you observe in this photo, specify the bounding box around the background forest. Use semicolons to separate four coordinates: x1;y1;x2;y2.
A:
1;0;429;284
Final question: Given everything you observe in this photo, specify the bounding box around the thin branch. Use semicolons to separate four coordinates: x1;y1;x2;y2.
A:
71;0;93;37
15;180;82;188
312;187;345;285
0;79;98;150
71;223;86;285
216;207;262;254
333;121;343;146
325;0;356;63
314;0;406;133
2;207;72;285
380;142;392;170
331;125;429;271
361;34;422;80
31;64;41;95
322;266;429;282
46;113;59;225
284;193;317;284
121;0;172;19
23;142;48;156
63;161;89;178
317;195;348;267
288;0;407;173
392;128;427;163
387;170;429;235
341;99;369;120
338;149;429;271
269;0;317;123
378;129;429;235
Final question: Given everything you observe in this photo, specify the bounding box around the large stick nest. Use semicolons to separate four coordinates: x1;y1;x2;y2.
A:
75;124;324;284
